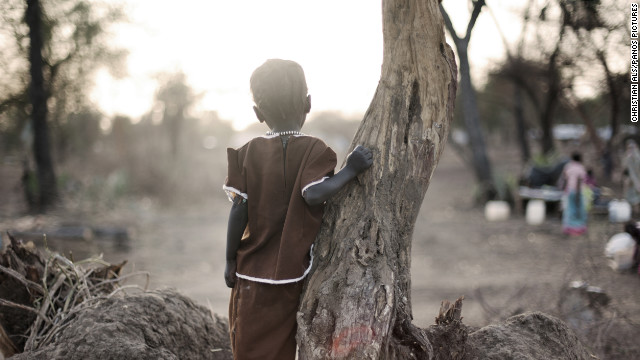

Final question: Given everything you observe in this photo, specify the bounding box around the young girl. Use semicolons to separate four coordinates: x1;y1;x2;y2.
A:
223;59;373;360
560;152;587;235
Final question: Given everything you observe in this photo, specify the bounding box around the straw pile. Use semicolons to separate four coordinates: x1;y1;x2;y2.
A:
0;232;135;356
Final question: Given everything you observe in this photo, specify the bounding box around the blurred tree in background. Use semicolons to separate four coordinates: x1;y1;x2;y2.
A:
0;0;127;211
440;0;496;202
26;0;58;211
464;0;629;179
505;0;629;162
557;0;629;178
437;0;630;202
154;71;199;160
0;0;631;214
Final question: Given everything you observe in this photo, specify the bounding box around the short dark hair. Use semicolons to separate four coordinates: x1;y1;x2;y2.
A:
250;59;308;124
571;152;582;162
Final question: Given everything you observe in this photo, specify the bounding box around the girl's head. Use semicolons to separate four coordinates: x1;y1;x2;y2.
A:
250;59;311;130
571;152;582;163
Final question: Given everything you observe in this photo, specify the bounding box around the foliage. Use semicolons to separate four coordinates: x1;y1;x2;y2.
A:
492;172;518;204
0;0;128;157
525;0;627;149
154;71;199;159
0;106;30;153
53;110;236;210
478;59;586;133
473;0;628;165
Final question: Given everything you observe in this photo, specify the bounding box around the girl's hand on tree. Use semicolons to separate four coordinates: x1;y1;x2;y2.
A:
346;145;374;174
224;259;237;288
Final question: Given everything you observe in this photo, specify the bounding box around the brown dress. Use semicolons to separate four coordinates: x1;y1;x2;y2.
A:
224;134;336;359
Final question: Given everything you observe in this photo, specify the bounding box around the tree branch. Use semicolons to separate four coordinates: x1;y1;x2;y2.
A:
543;23;565;109
465;0;486;41
516;0;535;55
596;49;619;148
439;4;461;44
44;45;77;98
510;74;542;116
0;263;44;296
562;88;604;153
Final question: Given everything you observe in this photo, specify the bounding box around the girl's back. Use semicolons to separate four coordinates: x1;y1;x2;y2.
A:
225;134;336;282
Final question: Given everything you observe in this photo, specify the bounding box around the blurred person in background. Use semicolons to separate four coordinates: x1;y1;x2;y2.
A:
560;152;588;236
623;139;640;215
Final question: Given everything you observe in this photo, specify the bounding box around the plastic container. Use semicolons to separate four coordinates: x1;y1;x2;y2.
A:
605;232;636;271
608;200;632;223
485;201;510;221
525;200;546;225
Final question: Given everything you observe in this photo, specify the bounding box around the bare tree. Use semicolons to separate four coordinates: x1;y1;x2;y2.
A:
506;0;626;162
486;1;533;163
1;0;127;210
440;0;495;199
26;0;57;210
297;0;458;358
492;1;568;157
558;0;628;177
155;72;197;160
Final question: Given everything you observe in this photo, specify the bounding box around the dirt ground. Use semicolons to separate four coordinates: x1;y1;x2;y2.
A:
413;148;640;322
2;144;639;358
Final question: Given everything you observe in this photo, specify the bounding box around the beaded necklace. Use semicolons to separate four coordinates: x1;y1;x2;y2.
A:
265;130;305;136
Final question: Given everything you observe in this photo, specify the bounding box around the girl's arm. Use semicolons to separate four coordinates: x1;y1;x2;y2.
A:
303;145;373;206
225;196;248;288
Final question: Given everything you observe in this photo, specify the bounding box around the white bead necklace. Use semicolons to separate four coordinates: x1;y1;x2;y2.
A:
266;130;304;136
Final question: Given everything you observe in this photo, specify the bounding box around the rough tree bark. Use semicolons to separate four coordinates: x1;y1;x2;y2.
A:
26;0;58;211
297;0;457;359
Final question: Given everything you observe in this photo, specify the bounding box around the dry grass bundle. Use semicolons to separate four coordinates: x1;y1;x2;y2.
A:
0;232;148;355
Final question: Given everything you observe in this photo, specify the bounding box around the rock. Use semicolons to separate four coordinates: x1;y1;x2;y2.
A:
468;312;597;360
11;290;232;360
559;281;609;334
8;290;597;360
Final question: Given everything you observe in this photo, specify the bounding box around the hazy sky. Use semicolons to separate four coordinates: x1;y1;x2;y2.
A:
91;0;527;130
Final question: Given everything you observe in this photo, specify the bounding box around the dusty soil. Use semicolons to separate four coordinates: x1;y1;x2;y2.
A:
2;145;639;358
413;149;640;326
10;289;232;360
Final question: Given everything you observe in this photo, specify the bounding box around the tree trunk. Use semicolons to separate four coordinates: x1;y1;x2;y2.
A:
564;90;604;156
439;0;494;200
487;0;532;165
457;46;494;196
540;79;558;156
514;84;531;163
167;107;185;160
598;51;618;180
26;0;57;211
297;1;457;359
539;22;567;156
